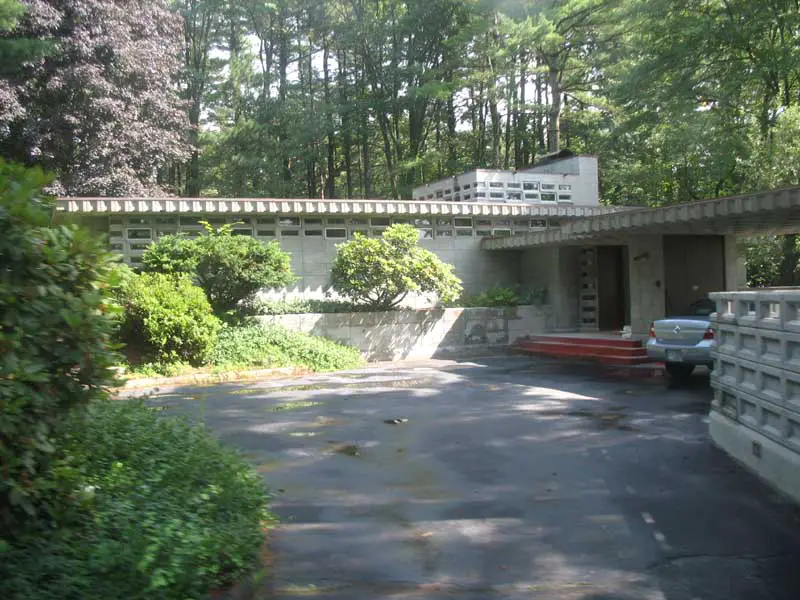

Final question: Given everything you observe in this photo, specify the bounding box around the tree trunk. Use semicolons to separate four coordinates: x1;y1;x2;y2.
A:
547;64;561;154
323;41;335;199
337;46;353;198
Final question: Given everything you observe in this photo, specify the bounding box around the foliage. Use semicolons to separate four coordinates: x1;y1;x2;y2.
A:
117;272;221;365
0;0;188;195
143;222;295;315
242;297;378;315
744;235;800;288
0;400;270;600
0;160;119;538
460;286;521;307
211;324;362;372
330;224;462;310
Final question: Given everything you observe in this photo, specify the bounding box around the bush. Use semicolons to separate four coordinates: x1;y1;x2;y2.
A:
242;297;377;315
118;272;221;365
0;400;270;600
212;324;363;372
460;286;521;307
0;161;119;538
143;223;296;314
330;224;462;310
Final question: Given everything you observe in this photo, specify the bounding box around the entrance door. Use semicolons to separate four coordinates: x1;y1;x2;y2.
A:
597;245;628;331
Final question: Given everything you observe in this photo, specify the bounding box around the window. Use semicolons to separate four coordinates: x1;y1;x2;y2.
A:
128;256;143;265
475;181;486;188
506;182;521;189
371;217;390;226
126;217;150;225
507;192;522;201
327;217;345;225
463;183;471;190
180;216;202;226
559;184;572;190
414;218;431;227
256;229;276;237
444;189;452;195
349;218;368;225
278;216;300;227
437;229;453;237
489;181;504;188
109;217;123;225
418;229;434;239
435;190;444;198
453;195;461;202
126;229;151;239
559;194;573;202
232;228;252;236
525;193;540;200
256;217;276;224
463;193;471;200
326;228;347;239
523;181;539;191
474;191;486;198
351;228;369;236
514;219;530;228
427;194;434;200
492;229;512;237
154;217;177;225
531;219;547;229
109;229;123;238
494;219;512;227
549;219;561;227
281;229;300;237
476;219;492;227
456;229;473;237
304;217;323;226
305;229;323;237
371;228;386;237
454;218;472;228
393;218;411;225
475;229;491;237
129;242;150;251
541;183;555;190
489;192;504;199
541;193;556;202
109;243;124;252
437;219;452;226
454;185;461;192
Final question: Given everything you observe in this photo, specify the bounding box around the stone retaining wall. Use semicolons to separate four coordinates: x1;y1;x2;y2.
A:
709;289;800;503
256;305;552;361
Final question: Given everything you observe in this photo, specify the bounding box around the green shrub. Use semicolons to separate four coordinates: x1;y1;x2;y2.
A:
143;222;296;314
0;160;120;538
0;400;270;600
212;324;363;372
118;272;221;365
461;286;521;307
330;224;462;310
242;297;377;315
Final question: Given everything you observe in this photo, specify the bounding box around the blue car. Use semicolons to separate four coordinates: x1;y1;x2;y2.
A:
646;298;717;378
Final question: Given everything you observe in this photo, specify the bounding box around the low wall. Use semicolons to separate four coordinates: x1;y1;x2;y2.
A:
256;305;552;361
709;290;800;503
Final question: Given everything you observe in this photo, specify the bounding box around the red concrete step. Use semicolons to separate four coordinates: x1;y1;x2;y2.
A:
515;335;654;366
518;340;649;359
526;335;644;349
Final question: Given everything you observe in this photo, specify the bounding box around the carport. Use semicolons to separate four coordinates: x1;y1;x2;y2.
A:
482;186;800;335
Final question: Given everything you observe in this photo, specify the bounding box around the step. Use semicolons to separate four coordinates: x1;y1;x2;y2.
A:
525;335;644;349
518;340;649;359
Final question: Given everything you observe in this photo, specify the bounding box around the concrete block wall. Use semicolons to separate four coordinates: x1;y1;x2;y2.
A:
628;236;666;335
709;289;800;503
257;305;552;361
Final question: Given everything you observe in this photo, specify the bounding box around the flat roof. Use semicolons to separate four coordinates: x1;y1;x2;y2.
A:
482;186;800;250
55;197;633;219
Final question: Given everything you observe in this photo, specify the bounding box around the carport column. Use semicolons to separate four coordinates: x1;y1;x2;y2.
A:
627;235;665;335
724;235;747;290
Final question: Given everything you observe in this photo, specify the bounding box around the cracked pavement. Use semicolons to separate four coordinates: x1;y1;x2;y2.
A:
135;356;800;599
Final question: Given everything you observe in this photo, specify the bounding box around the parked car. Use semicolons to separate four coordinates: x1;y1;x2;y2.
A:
646;298;717;378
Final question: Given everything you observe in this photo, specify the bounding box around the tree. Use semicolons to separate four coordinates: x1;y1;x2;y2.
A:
142;222;296;314
0;0;189;195
0;160;119;536
330;224;462;310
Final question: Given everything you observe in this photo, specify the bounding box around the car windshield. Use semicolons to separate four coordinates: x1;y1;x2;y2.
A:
671;298;715;317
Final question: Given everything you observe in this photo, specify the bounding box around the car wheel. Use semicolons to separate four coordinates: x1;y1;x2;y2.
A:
665;362;695;379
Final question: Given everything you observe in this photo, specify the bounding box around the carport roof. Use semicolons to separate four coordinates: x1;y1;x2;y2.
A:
482;186;800;250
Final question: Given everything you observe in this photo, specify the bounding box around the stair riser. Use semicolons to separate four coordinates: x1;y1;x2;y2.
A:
518;342;648;359
526;336;643;349
519;347;653;365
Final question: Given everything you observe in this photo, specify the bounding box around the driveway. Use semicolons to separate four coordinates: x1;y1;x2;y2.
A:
137;356;800;600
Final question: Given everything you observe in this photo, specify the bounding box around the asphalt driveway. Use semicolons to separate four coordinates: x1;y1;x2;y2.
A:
135;356;800;600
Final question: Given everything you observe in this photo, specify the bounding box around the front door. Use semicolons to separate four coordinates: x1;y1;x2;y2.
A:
597;245;627;331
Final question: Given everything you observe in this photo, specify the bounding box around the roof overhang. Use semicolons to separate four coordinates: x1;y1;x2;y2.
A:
55;197;634;219
482;186;800;250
